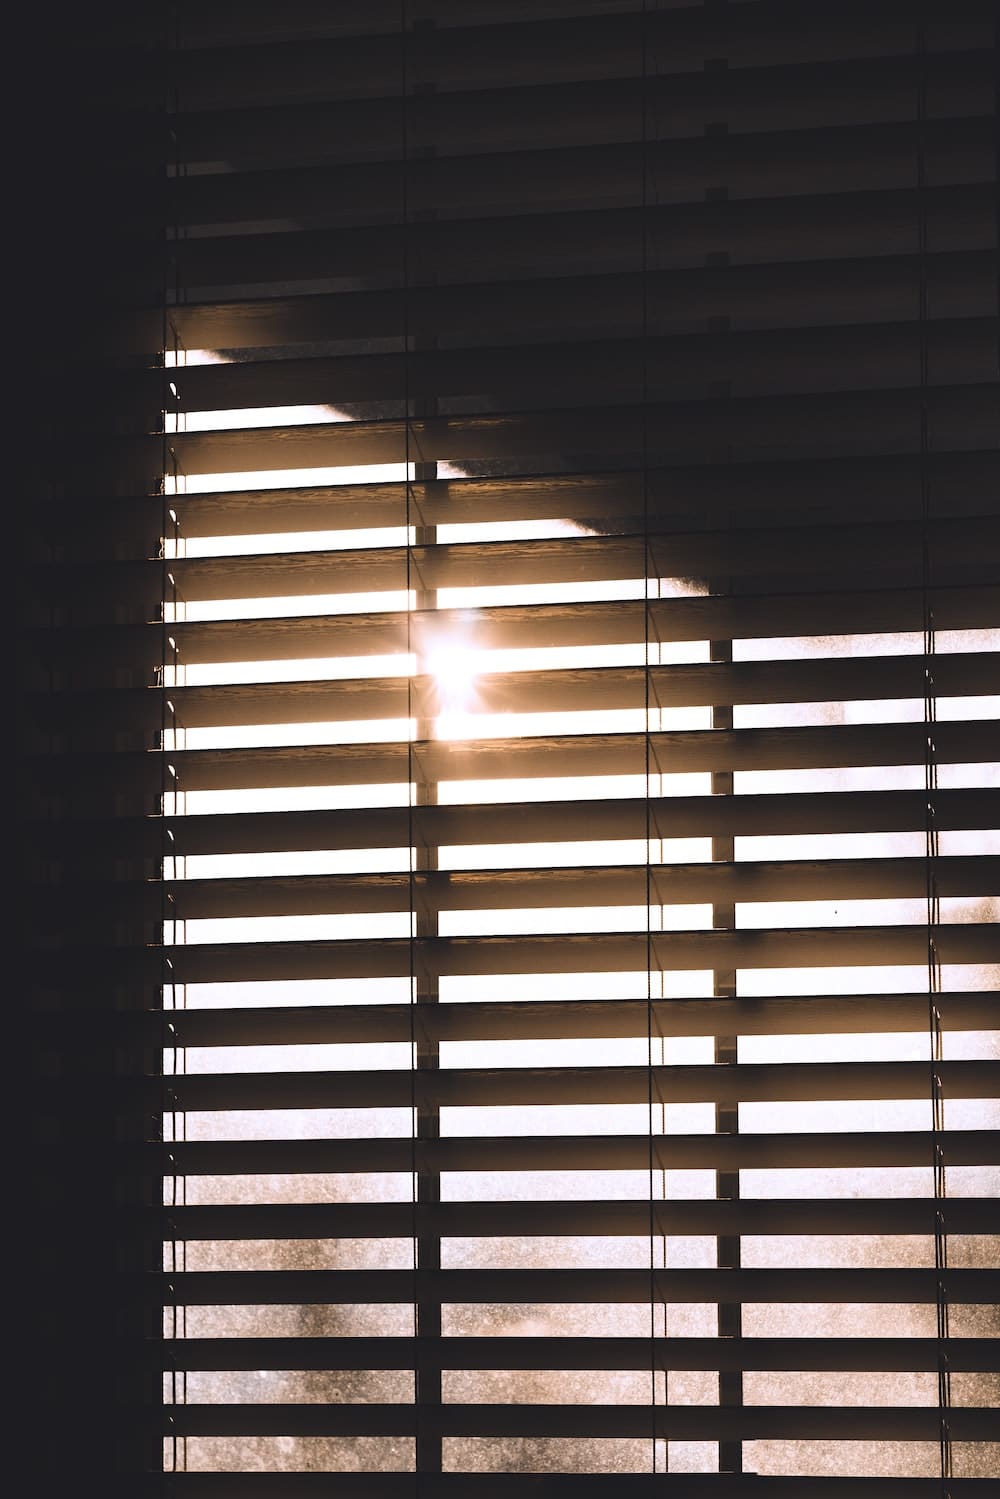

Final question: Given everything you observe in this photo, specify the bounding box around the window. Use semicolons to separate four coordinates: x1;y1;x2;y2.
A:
20;1;998;1490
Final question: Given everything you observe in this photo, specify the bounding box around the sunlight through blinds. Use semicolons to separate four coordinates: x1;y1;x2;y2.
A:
152;2;998;1491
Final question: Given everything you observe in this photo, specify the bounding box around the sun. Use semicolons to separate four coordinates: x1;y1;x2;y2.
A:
418;631;485;740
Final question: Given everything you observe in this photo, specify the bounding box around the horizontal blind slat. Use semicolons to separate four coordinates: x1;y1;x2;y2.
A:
159;1334;1000;1374
157;720;1000;790
160;1267;1000;1306
160;1129;999;1176
164;992;999;1047
163;1198;1000;1239
162;788;1000;855
166;386;999;476
163;1058;1000;1112
163;856;1000;920
163;1403;1000;1440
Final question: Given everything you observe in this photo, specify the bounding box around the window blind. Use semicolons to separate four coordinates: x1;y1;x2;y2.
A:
18;1;998;1493
161;0;998;1489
